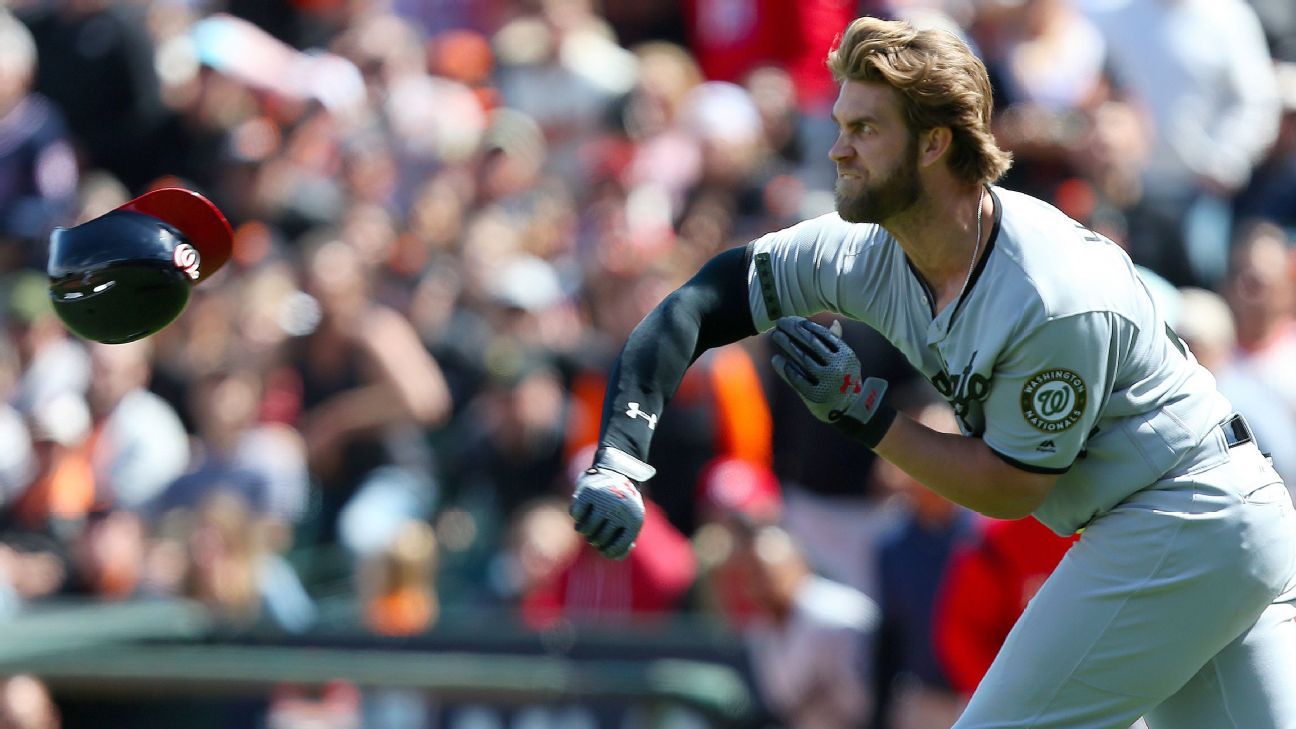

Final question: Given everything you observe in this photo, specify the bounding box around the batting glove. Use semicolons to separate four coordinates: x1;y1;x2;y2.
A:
770;317;896;448
570;447;655;560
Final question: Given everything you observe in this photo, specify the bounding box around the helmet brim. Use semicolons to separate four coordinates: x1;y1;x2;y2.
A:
118;187;233;283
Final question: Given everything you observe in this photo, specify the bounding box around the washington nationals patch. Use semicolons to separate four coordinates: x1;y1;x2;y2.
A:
1020;368;1087;432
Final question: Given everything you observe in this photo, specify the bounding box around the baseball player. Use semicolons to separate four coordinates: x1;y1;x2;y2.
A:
569;16;1296;729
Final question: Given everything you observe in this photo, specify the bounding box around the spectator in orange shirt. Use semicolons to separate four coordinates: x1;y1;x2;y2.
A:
362;519;439;637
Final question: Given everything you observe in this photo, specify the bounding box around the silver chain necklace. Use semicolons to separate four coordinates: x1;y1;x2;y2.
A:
957;186;987;304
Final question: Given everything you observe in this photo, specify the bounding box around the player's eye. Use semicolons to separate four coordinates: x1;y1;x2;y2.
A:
848;122;873;136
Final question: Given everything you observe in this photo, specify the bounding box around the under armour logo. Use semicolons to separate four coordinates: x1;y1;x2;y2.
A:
840;374;862;394
625;402;658;430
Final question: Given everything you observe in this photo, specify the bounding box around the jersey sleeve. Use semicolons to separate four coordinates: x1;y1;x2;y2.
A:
745;213;878;332
980;312;1123;473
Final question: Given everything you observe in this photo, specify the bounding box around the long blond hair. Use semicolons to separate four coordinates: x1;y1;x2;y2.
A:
827;17;1012;185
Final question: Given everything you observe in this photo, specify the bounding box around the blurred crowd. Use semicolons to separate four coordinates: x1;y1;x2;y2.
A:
0;0;1293;727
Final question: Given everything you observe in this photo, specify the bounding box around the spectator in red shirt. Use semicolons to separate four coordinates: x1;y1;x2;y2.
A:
682;0;852;111
517;446;697;629
518;498;696;627
933;516;1079;697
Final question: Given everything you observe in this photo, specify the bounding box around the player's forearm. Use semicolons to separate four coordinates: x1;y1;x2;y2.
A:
597;246;756;467
873;415;1055;519
597;295;706;463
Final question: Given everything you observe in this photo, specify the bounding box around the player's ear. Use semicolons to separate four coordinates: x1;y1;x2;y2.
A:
918;126;953;168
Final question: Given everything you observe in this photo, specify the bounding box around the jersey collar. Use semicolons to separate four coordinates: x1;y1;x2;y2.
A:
905;185;1004;334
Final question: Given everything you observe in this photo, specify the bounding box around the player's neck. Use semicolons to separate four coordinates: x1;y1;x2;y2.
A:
885;183;991;308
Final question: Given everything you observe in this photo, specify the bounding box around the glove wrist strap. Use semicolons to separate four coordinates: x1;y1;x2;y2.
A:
594;446;656;482
833;402;898;449
830;377;896;450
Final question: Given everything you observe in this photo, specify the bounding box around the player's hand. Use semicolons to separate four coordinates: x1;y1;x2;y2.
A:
770;316;890;428
570;466;645;560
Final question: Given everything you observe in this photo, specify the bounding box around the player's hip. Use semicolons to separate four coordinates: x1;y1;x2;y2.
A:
1148;416;1290;512
1083;435;1296;603
959;467;1296;723
1043;413;1287;536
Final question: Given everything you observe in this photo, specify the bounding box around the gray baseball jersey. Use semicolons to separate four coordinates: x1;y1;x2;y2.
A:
746;186;1233;535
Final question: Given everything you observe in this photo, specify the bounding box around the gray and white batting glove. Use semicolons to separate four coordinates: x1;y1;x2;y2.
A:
570;447;655;560
770;317;896;448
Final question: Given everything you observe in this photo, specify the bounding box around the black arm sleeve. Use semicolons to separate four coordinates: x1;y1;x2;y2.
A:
596;245;757;467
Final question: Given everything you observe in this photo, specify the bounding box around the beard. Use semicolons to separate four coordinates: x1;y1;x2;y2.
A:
834;140;922;224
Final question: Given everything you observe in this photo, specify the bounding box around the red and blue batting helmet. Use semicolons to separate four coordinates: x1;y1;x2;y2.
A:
46;188;232;344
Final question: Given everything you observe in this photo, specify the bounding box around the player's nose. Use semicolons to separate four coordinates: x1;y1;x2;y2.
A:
828;132;853;163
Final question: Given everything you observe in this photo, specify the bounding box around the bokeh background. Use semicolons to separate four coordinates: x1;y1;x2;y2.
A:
0;0;1293;727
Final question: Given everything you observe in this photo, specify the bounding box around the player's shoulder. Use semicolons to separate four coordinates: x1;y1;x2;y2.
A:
993;187;1092;247
991;187;1144;321
752;211;890;257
